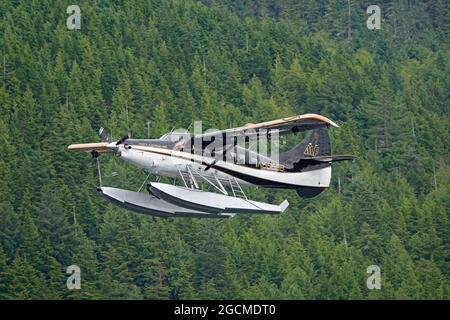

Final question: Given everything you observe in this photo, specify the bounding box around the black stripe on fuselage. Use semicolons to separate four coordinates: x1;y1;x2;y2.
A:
129;146;317;189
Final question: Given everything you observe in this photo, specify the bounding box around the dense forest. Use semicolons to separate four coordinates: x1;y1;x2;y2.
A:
0;0;448;299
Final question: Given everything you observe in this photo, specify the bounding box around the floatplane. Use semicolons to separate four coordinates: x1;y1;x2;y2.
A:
68;114;354;218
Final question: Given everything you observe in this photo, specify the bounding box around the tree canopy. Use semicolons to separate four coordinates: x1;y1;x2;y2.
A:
0;0;448;299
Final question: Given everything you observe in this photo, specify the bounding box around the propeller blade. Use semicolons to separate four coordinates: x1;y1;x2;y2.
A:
115;134;130;146
98;127;109;142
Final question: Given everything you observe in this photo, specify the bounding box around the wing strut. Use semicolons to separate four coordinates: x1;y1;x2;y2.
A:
194;171;228;195
177;165;189;188
186;165;199;189
137;172;151;192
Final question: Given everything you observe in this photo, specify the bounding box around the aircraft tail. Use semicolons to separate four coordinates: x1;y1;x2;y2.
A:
279;125;355;198
279;125;331;170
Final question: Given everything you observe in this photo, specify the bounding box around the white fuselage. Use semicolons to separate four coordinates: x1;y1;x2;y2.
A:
116;145;332;189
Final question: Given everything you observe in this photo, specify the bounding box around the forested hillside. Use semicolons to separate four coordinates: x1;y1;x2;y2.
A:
0;0;448;299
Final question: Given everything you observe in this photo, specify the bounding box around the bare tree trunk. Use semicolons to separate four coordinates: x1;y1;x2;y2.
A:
2;54;6;80
338;175;341;195
433;165;438;191
347;0;352;39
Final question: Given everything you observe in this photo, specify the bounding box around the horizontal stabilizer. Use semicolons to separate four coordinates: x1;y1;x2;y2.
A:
304;155;356;162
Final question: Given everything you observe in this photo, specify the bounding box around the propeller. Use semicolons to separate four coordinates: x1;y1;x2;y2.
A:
98;127;110;142
68;122;133;159
115;134;130;146
98;126;130;146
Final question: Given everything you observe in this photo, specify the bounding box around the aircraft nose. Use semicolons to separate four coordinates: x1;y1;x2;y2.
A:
106;142;119;151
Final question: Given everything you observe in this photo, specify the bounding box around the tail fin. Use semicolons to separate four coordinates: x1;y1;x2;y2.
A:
279;125;355;198
279;125;331;171
280;126;330;198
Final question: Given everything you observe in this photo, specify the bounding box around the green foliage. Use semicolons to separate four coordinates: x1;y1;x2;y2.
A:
0;0;448;299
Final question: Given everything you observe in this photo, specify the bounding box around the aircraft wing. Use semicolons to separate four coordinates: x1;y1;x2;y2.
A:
196;113;339;140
